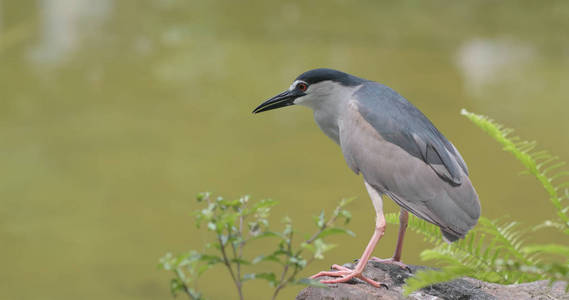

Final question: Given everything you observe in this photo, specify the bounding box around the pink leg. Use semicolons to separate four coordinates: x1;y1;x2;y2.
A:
311;215;386;287
311;181;387;287
371;209;410;270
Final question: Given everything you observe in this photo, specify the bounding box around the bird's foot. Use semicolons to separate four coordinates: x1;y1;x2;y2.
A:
310;264;386;288
370;257;411;272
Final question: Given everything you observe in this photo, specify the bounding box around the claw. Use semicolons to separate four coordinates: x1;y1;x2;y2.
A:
310;264;383;288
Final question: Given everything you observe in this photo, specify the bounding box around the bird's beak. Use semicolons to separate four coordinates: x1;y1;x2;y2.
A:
252;89;303;114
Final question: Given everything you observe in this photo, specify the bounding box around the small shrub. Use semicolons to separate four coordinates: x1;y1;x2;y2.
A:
159;193;354;300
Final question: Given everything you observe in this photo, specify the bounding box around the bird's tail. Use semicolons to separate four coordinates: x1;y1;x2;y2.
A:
441;228;462;243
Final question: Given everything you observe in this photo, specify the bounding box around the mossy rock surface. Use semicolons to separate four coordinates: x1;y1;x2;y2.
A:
296;261;568;300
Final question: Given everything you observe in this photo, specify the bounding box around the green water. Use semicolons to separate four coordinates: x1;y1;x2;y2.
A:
1;1;568;299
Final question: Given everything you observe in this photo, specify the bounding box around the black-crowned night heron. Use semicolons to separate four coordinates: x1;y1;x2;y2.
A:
252;68;480;287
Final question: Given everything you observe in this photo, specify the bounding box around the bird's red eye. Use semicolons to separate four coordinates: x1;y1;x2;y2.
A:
297;82;308;92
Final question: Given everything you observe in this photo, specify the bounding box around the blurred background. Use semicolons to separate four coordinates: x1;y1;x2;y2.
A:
1;0;568;299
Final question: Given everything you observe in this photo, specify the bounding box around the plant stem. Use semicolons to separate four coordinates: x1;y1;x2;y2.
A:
271;268;287;300
273;207;344;300
305;213;338;245
272;258;311;300
217;234;244;300
175;269;198;300
230;240;242;298
237;213;244;286
272;223;297;300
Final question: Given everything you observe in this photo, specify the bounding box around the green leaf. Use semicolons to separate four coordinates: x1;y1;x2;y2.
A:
243;272;277;286
289;256;307;268
252;254;282;265
283;223;293;237
206;241;221;250
242;273;256;281
315;210;325;228
197;254;222;265
255;198;278;208
313;239;336;260
339;197;355;208
169;278;185;296
403;266;473;295
340;209;352;224
317;227;355;239
188;288;205;300
219;213;238;229
219;234;228;246
522;244;569;257
300;242;314;252
230;258;251;265
239;195;250;205
158;254;173;270
250;231;285;241
196;192;210;202
207;221;216;231
161;194;357;298
532;220;567;232
461;109;569;231
420;248;464;266
193;264;213;277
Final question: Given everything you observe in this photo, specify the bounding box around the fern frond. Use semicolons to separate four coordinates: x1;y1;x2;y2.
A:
476;218;536;265
461;109;569;234
522;244;569;257
388;214;540;282
384;213;399;224
387;109;569;293
385;213;442;244
403;266;474;296
403;217;542;294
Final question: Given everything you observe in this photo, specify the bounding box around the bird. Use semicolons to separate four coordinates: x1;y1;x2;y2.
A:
252;68;480;287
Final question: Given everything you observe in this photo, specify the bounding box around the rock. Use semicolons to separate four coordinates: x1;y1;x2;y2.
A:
296;261;568;300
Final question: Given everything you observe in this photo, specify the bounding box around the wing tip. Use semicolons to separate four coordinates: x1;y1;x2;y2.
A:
441;229;463;243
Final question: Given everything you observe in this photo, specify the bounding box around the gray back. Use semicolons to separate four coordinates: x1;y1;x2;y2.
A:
355;82;469;185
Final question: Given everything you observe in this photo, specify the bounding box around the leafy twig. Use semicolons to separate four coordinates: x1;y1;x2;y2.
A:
160;194;354;299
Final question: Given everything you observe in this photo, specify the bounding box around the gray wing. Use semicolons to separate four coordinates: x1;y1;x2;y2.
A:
338;102;480;240
354;82;468;186
341;82;480;240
